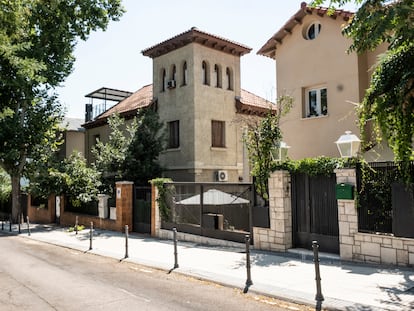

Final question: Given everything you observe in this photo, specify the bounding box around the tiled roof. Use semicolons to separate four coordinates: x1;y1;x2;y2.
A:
83;84;274;128
257;2;354;59
142;27;251;59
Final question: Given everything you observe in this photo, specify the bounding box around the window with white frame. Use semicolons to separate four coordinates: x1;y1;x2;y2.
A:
305;86;327;118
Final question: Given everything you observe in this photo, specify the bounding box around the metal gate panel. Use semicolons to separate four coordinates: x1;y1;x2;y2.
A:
292;173;339;254
134;187;152;233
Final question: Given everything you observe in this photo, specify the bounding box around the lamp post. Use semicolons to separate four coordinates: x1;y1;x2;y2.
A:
335;131;361;158
271;141;290;162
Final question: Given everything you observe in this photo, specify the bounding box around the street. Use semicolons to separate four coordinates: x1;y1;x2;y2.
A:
0;236;315;311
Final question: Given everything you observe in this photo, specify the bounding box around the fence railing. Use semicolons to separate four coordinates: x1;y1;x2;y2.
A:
162;182;253;243
356;161;414;238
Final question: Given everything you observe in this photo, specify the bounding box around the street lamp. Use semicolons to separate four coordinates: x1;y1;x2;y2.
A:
271;141;290;162
335;131;361;158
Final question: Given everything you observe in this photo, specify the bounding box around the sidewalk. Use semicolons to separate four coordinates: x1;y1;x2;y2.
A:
2;223;413;311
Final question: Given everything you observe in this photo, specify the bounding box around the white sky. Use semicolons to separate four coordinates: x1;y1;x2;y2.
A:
57;0;359;120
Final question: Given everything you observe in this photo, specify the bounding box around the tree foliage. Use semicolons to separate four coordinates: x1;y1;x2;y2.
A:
0;0;124;220
310;0;414;180
243;95;293;200
92;108;165;192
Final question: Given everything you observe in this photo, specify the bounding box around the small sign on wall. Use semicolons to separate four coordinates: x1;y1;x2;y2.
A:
116;187;122;199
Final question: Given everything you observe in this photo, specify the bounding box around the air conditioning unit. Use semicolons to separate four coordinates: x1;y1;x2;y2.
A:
217;170;228;182
167;80;176;89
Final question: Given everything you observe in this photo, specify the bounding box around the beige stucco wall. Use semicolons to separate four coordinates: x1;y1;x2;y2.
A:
275;14;365;159
64;131;85;158
154;42;245;182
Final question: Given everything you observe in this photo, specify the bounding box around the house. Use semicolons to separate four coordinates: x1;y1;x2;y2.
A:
83;27;275;183
257;2;392;161
59;117;85;159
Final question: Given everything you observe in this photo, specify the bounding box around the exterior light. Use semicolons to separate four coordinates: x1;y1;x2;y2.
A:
335;131;361;158
271;141;290;162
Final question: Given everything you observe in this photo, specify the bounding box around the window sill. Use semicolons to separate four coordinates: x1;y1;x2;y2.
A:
211;147;227;151
301;114;329;120
164;147;181;152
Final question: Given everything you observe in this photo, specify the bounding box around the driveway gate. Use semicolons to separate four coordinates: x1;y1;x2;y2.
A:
291;173;339;253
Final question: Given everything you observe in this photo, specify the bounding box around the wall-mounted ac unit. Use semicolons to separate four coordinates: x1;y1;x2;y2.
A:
217;170;228;182
167;80;176;89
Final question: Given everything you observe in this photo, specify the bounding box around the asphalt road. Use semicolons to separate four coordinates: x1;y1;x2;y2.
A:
0;236;316;310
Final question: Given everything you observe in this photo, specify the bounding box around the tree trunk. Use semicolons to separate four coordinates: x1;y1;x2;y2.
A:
11;174;21;223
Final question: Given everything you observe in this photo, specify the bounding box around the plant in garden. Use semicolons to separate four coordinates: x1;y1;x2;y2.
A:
243;95;293;200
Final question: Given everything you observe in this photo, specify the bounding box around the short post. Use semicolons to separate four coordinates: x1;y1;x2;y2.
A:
27;216;31;236
75;216;79;235
1;219;3;230
245;234;253;288
9;214;12;232
312;241;324;311
173;227;179;269
124;225;129;259
89;222;93;251
18;213;21;234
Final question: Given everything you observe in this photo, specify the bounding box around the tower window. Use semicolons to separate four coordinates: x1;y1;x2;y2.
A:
212;120;225;148
161;68;166;92
182;61;187;86
202;61;210;85
214;64;222;88
168;120;180;148
226;67;233;90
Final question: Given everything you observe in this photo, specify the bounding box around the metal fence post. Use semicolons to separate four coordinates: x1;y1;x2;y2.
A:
89;222;93;251
312;241;324;311
75;216;79;235
173;227;179;269
244;234;253;290
27;216;31;236
124;225;129;259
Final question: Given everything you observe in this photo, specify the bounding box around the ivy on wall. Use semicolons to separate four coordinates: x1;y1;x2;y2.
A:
150;178;172;221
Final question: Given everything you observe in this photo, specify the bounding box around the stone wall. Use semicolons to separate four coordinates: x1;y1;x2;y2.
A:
253;170;292;251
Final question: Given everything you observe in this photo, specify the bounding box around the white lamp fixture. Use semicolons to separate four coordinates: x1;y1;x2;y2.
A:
271;141;290;162
335;131;361;158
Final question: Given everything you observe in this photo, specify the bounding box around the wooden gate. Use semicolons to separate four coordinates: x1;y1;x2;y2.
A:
133;187;152;234
291;173;339;253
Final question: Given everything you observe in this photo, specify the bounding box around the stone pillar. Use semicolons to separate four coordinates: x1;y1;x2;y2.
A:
334;168;358;261
98;194;109;218
151;183;161;237
253;170;292;251
115;181;134;232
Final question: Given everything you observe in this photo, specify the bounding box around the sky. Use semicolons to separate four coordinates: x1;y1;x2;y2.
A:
57;0;359;120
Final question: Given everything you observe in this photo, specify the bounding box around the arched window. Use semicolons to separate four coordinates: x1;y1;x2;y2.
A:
202;61;210;85
171;65;176;81
161;68;166;92
226;67;233;90
214;64;222;88
182;61;188;86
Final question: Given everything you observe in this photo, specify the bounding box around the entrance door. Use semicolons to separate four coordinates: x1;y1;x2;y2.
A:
291;173;339;253
133;187;151;233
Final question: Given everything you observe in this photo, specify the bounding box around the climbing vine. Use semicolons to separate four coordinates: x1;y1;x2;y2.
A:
150;178;173;221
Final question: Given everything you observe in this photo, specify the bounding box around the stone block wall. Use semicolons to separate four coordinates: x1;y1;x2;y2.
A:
253;170;292;251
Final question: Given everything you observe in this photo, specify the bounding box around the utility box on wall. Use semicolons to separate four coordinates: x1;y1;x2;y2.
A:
335;183;354;200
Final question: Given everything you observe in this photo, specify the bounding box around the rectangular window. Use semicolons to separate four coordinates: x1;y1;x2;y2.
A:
168;120;179;148
211;120;225;148
305;87;327;118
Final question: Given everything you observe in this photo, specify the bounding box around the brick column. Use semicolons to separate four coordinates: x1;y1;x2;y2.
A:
115;181;134;232
335;168;358;260
151;184;161;237
253;170;292;251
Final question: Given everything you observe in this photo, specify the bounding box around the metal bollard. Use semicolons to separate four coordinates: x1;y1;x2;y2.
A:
75;216;79;235
173;227;179;269
18;214;21;234
9;214;12;232
89;222;93;251
245;234;253;289
1;220;3;230
124;225;129;259
27;216;31;236
312;241;324;311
